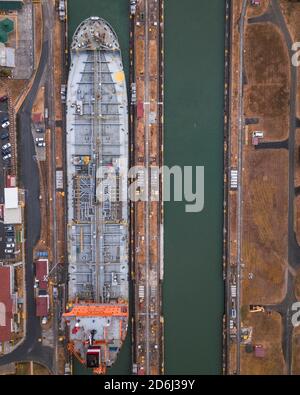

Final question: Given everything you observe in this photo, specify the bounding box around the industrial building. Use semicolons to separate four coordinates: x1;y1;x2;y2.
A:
36;294;49;318
0;43;15;67
0;0;23;11
35;260;49;291
0;266;16;343
4;187;22;224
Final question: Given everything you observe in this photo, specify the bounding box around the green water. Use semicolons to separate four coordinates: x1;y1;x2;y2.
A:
68;0;224;375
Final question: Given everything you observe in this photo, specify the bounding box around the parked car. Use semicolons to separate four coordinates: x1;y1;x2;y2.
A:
2;143;11;151
36;128;44;133
35;137;44;142
5;249;13;254
5;226;13;231
5;229;14;235
0;96;8;102
3;153;11;161
1;132;9;140
37;142;46;148
6;237;14;243
1;121;9;129
6;243;15;249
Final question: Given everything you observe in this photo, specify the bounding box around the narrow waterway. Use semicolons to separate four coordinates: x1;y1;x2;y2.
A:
164;0;224;375
68;0;224;375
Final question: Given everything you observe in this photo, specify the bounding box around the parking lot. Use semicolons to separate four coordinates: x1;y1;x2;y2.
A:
0;98;17;261
32;124;46;162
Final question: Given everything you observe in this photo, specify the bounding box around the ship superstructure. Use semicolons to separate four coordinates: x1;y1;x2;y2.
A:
63;17;129;374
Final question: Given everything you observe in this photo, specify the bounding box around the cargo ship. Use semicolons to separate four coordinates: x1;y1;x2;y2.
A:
63;17;129;375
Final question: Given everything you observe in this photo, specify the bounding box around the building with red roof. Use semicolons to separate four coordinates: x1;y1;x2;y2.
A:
36;295;49;317
0;266;14;342
35;259;49;290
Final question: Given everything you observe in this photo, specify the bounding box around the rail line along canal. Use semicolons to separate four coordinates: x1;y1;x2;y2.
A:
130;0;164;376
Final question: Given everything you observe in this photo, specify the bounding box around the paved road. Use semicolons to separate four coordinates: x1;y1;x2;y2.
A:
0;5;54;371
235;0;248;375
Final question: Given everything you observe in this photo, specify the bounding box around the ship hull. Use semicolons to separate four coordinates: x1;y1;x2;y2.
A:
64;17;129;373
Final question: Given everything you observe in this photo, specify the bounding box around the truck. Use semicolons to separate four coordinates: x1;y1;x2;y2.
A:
130;0;137;15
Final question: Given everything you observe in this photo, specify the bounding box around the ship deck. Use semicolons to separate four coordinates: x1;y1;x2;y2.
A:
66;17;129;305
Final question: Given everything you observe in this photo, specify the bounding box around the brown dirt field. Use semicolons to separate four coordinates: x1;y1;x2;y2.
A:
16;265;24;299
280;0;300;43
292;326;300;374
150;201;158;264
150;124;158;160
137;201;145;263
136;38;145;76
32;85;45;116
33;363;50;375
241;311;285;375
16;362;50;376
246;0;270;18
229;0;242;170
149;40;158;77
55;127;63;168
15;363;30;375
295;131;300;186
245;23;289;85
244;23;290;141
56;191;65;263
229;342;237;374
241;149;288;305
279;1;300;120
136;122;145;161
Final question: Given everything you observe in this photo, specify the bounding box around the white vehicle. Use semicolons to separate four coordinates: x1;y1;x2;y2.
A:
6;243;15;248
5;249;13;254
3;153;11;161
42;317;48;325
37;142;46;148
253;131;264;138
1;121;9;129
35;137;45;142
2;143;11;151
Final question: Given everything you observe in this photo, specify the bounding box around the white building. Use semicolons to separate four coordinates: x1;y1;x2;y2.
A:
0;43;15;68
4;187;22;224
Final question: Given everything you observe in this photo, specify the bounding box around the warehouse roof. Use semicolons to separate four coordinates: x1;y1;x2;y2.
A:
36;295;49;317
0;266;13;342
0;1;23;11
35;260;49;290
4;188;18;209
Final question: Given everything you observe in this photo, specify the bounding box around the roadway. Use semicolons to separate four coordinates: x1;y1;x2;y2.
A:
0;0;59;372
0;36;53;372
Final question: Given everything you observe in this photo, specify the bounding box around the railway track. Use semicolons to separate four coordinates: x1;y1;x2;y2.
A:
131;0;164;375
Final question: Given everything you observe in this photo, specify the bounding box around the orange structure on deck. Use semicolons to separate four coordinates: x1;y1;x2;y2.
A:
64;305;128;318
